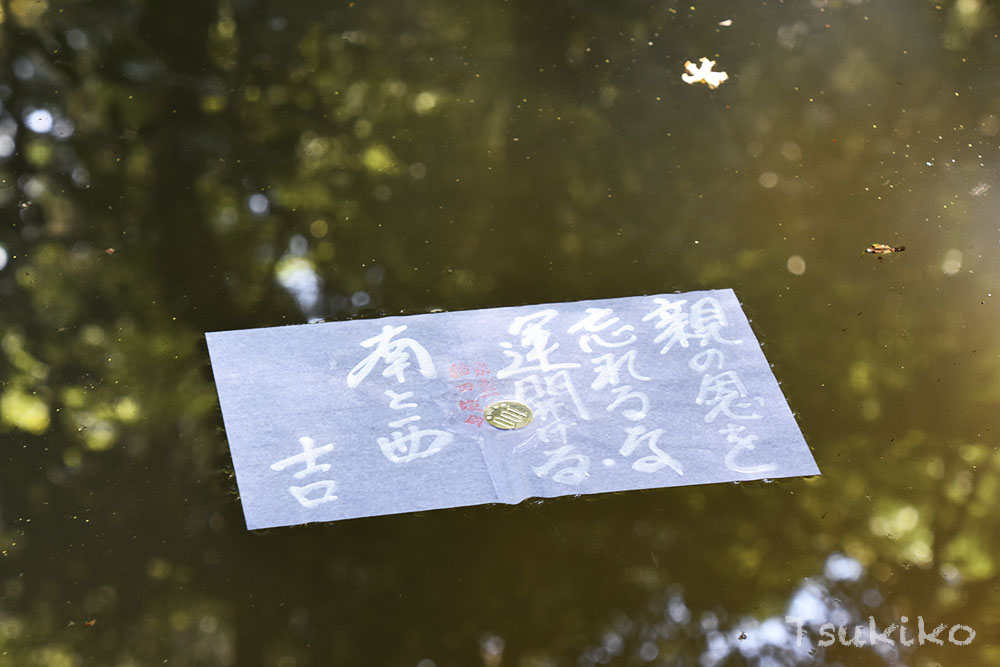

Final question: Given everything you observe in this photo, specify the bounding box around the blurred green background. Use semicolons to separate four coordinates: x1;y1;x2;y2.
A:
1;0;999;665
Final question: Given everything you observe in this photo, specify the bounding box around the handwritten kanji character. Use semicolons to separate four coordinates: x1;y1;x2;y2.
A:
606;385;650;421
619;425;683;475
455;382;475;392
497;310;580;378
688;348;725;372
464;414;485;428
718;423;777;474
695;371;763;422
532;445;590;485
513;370;591;422
567;307;638;353
690;297;741;346
377;425;453;463
642;297;741;354
347;325;436;387
590;350;651;390
384;389;418;410
289;480;338;508
270;436;335;479
642;298;693;353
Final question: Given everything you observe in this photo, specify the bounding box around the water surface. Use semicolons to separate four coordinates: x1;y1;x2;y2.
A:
1;1;998;665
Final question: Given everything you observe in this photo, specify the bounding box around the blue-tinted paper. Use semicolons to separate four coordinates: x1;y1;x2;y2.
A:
206;289;819;529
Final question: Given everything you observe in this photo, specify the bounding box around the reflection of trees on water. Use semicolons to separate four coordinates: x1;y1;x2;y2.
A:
573;552;977;666
1;0;999;664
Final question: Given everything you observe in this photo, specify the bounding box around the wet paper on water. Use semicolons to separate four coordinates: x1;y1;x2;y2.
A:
206;289;819;529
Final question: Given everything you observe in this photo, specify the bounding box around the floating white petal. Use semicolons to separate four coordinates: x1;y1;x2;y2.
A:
682;58;729;89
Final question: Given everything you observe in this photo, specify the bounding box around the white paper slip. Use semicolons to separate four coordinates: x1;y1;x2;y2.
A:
206;289;819;529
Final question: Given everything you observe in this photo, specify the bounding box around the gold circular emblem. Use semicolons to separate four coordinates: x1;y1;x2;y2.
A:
483;401;534;430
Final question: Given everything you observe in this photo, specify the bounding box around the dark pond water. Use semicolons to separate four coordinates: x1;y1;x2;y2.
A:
2;0;999;665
